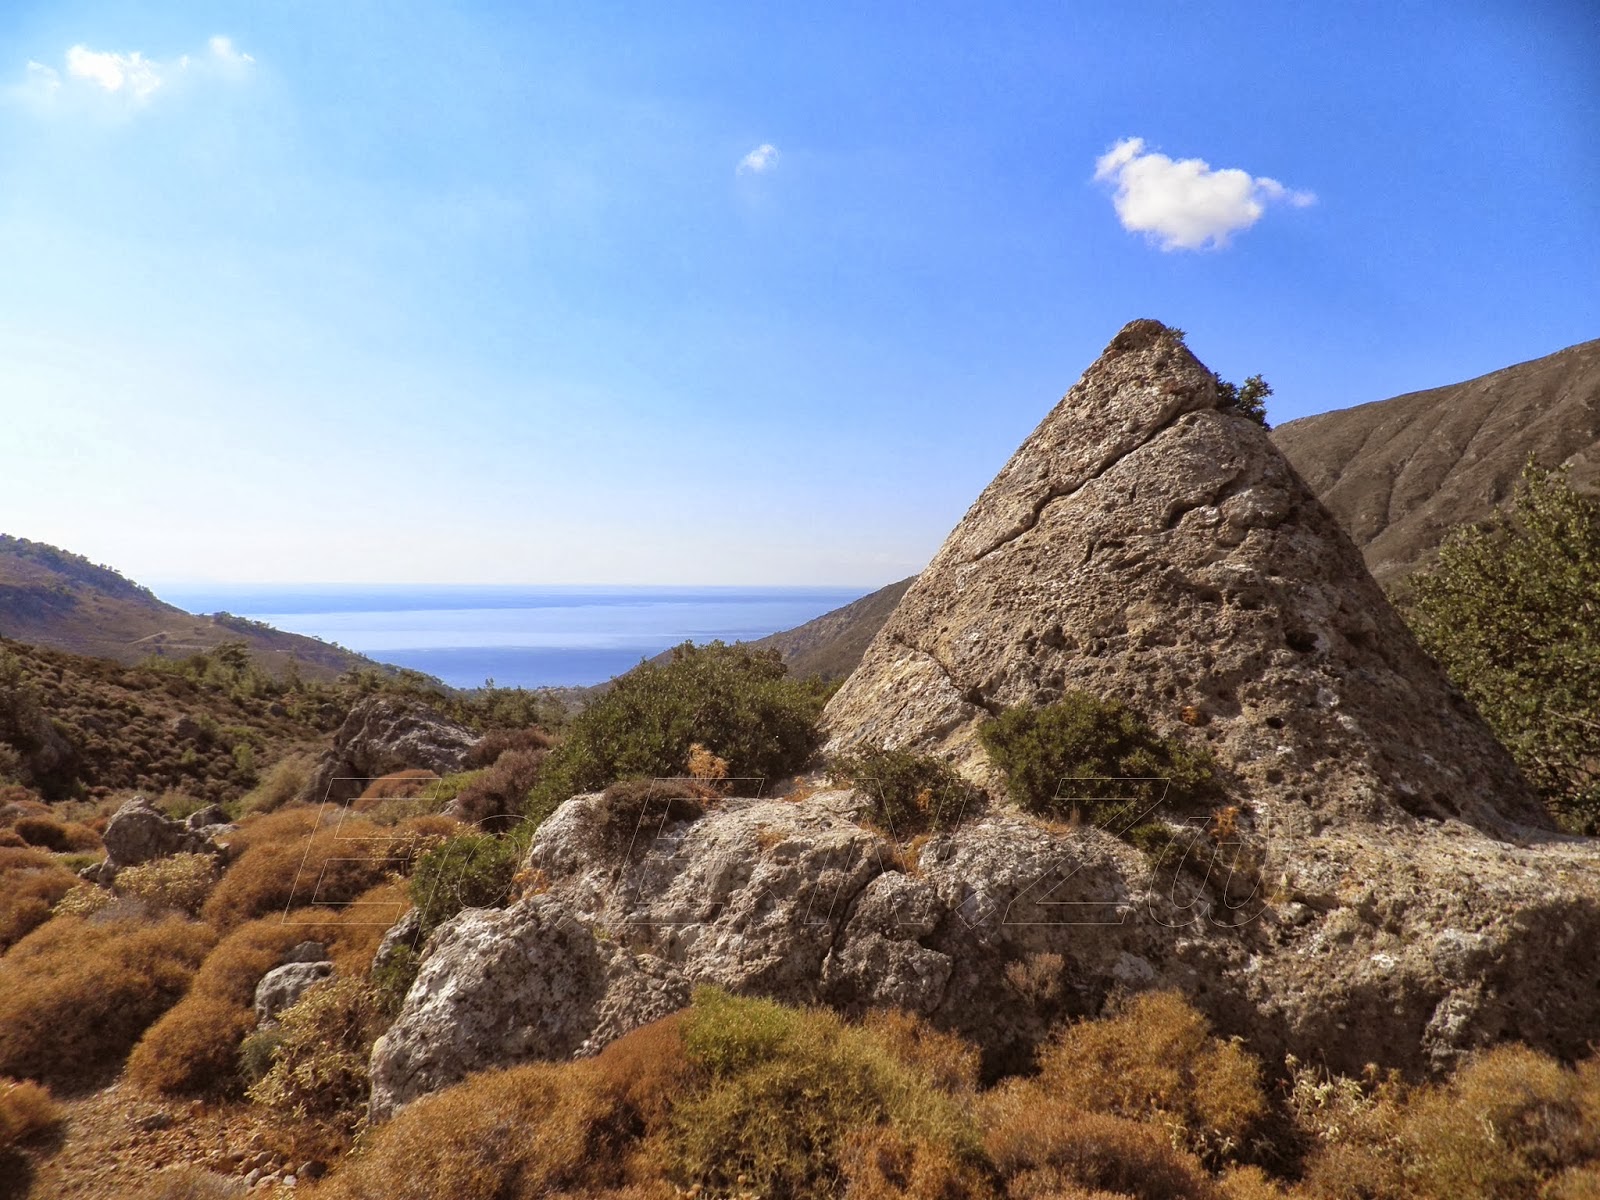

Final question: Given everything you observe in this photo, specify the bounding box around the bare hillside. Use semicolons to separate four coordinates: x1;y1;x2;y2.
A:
0;536;376;681
1272;337;1600;583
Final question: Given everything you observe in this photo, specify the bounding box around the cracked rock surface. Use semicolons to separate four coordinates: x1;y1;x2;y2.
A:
821;318;1545;839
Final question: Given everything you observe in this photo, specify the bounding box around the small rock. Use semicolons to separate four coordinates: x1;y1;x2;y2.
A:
243;1169;262;1187
255;961;333;1023
298;1161;325;1180
282;941;330;965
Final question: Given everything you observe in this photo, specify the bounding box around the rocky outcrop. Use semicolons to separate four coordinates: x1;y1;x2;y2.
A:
370;786;1600;1118
368;894;688;1119
254;960;333;1024
366;321;1600;1118
821;319;1545;839
298;696;479;807
85;796;219;881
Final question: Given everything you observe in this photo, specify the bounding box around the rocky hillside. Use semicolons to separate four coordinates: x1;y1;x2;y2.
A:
0;536;377;681
745;577;915;679
1272;336;1600;583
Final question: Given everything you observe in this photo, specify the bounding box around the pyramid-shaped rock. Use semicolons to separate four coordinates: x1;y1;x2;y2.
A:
824;319;1545;836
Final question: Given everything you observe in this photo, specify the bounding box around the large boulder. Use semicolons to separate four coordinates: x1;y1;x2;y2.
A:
94;795;219;877
368;893;688;1119
298;696;479;808
367;321;1600;1117
822;318;1545;839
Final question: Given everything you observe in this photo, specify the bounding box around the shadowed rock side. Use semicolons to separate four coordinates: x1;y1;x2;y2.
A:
1273;337;1600;584
821;318;1546;838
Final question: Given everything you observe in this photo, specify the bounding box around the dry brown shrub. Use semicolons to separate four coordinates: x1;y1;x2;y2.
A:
1547;1164;1600;1200
464;725;553;770
0;844;79;950
1286;1058;1408;1200
1035;991;1265;1163
450;747;548;826
0;912;216;1089
983;1084;1216;1200
0;1077;63;1149
860;1009;982;1094
841;1126;997;1200
0;828;25;848
203;811;401;929
1216;1166;1292;1200
1397;1044;1600;1200
11;815;101;852
358;770;442;802
116;852;218;915
127;881;409;1098
316;1060;640;1200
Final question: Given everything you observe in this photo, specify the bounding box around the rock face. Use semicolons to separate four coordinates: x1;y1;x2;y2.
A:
254;961;334;1024
298;696;479;807
94;796;219;878
367;321;1600;1118
821;319;1546;839
369;893;688;1119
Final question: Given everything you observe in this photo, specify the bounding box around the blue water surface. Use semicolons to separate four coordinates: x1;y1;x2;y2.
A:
157;585;869;689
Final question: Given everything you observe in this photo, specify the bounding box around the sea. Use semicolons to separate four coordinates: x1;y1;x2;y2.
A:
156;585;869;690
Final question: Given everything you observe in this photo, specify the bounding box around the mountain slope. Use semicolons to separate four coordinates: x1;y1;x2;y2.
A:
745;577;915;679
0;536;375;681
1271;337;1600;583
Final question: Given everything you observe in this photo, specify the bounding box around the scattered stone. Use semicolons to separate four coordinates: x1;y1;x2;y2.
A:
99;795;220;874
185;804;230;830
254;961;333;1024
281;941;329;965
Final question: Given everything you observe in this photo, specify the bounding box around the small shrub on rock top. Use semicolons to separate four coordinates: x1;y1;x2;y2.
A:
0;913;216;1089
831;747;975;835
524;642;829;825
978;693;1222;837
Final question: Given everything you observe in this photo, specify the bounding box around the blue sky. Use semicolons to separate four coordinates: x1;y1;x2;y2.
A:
2;1;1596;587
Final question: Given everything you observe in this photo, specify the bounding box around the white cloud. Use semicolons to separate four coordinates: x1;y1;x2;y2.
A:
208;35;254;65
10;35;252;111
1092;137;1315;251
67;45;164;100
738;143;779;174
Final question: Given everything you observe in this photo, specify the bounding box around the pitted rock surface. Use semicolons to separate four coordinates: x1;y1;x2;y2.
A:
254;961;333;1024
99;796;219;872
821;318;1545;838
298;695;479;807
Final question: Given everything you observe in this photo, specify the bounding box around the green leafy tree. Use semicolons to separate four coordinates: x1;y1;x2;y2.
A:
1214;372;1272;428
1399;461;1600;830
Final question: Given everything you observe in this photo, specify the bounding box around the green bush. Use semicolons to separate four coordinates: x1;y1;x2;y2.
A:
525;642;830;825
670;988;985;1200
1398;460;1600;830
977;693;1221;840
831;747;975;835
409;831;521;936
1214;372;1273;428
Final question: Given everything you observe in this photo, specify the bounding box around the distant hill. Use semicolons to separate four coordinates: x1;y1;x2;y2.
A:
1272;337;1600;584
0;535;378;681
746;577;916;679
